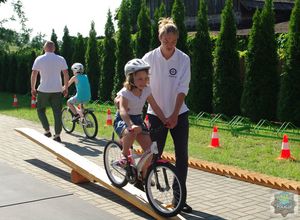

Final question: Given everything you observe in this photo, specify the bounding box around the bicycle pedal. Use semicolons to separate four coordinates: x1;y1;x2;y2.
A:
86;123;93;128
165;203;175;209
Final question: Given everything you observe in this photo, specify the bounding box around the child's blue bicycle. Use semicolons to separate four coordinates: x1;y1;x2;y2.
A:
61;103;98;139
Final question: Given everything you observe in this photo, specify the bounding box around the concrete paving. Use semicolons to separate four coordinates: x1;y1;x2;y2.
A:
0;114;299;220
0;161;119;220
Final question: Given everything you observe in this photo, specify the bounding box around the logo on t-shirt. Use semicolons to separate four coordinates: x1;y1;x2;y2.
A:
169;68;177;77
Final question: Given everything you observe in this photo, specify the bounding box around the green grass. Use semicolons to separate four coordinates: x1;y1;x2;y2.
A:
1;92;300;181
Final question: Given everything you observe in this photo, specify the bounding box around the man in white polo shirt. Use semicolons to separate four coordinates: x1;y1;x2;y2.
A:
31;41;69;142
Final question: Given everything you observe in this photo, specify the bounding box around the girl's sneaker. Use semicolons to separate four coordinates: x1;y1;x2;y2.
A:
114;155;128;169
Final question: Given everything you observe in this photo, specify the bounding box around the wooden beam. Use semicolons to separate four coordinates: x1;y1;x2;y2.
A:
15;128;183;220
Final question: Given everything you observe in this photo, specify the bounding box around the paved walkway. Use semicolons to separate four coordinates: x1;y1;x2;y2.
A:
0;114;299;220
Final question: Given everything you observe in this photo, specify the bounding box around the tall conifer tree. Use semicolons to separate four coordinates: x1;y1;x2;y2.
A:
61;26;73;68
171;0;187;53
100;9;116;102
241;0;278;121
129;0;142;33
213;0;241;116
151;2;167;49
50;29;60;54
278;0;300;125
112;0;133;98
136;0;151;58
85;21;101;100
189;0;213;113
241;10;262;120
72;33;85;66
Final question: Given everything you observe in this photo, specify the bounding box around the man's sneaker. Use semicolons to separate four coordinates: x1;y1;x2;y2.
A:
182;203;193;213
53;136;61;143
72;114;80;122
44;131;51;137
172;198;193;213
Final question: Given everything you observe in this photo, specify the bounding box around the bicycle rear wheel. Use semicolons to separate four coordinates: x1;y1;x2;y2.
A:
145;162;186;217
82;111;98;138
62;107;75;133
103;141;128;187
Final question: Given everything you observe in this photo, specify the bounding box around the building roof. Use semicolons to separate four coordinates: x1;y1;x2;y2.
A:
207;21;289;36
240;0;294;10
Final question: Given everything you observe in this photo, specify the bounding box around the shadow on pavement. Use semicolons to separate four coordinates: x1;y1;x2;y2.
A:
181;210;227;220
60;133;110;157
25;159;152;219
25;160;225;220
63;132;108;147
63;142;102;157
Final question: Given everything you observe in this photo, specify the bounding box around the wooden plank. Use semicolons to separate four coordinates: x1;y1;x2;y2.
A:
15;128;183;220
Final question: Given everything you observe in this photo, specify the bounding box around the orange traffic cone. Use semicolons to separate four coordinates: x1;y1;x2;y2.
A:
12;94;18;107
210;126;220;148
31;96;36;108
144;114;150;129
106;109;112;126
277;134;295;160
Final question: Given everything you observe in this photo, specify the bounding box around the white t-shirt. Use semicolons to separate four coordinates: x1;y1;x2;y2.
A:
117;86;152;115
32;52;68;93
142;47;190;117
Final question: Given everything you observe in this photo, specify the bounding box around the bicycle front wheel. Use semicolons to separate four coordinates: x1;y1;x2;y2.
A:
145;162;186;217
82;111;98;138
103;141;128;188
62;107;75;133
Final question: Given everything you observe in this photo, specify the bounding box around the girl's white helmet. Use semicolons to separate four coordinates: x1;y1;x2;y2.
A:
71;63;84;73
124;59;150;77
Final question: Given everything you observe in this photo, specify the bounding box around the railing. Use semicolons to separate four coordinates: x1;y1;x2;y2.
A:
190;111;300;142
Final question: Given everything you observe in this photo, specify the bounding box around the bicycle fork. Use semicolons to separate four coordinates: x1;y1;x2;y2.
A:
153;166;171;192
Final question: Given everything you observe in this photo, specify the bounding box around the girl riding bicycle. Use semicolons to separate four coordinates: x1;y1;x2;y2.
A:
114;59;167;171
64;63;91;122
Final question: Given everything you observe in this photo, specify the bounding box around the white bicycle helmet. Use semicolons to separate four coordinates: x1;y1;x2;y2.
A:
124;58;150;77
71;63;84;73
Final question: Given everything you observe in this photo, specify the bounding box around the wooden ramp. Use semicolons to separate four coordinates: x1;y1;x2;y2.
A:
15;128;184;220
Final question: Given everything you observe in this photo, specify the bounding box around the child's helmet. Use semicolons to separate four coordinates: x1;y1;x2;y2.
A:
124;59;150;77
71;63;84;73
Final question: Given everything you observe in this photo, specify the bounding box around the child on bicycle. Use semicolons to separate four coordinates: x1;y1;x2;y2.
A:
114;58;167;170
65;63;91;122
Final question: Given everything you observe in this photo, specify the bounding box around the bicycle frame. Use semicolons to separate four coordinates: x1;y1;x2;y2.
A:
127;142;156;179
73;104;94;124
74;104;84;119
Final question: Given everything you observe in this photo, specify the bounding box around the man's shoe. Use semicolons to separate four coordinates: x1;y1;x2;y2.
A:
44;131;52;137
53;136;61;142
182;203;193;213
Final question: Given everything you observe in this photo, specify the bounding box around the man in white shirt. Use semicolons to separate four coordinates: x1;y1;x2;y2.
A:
31;41;69;142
